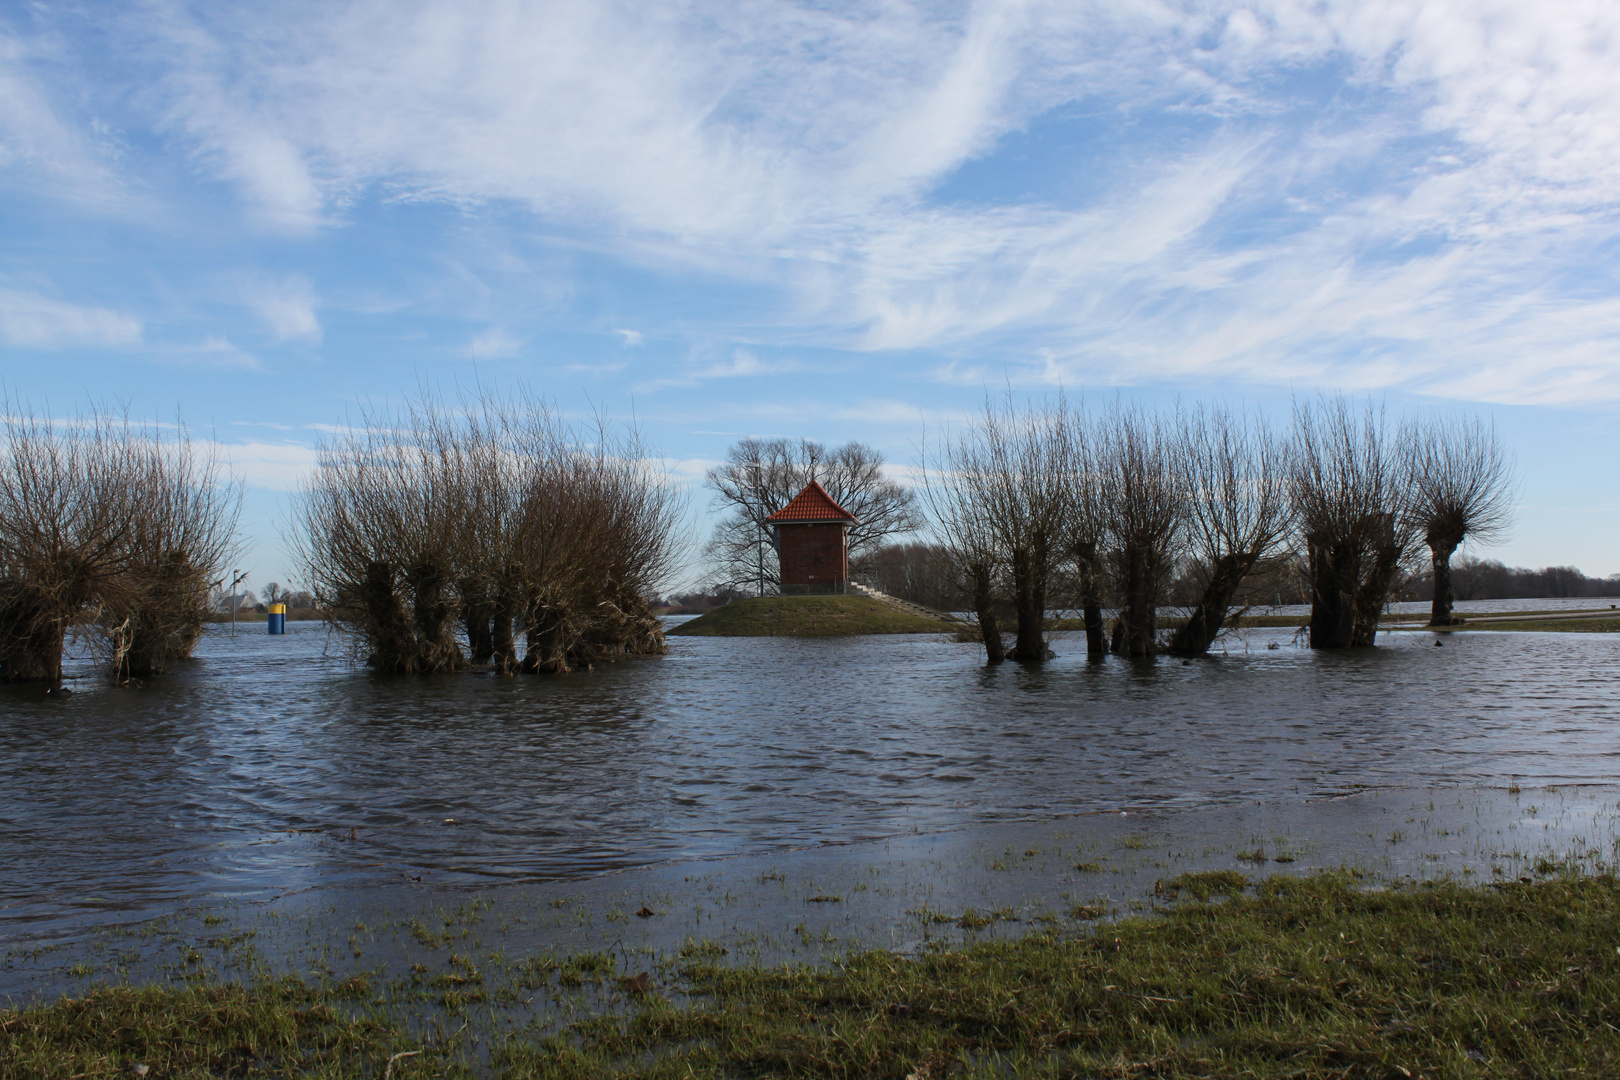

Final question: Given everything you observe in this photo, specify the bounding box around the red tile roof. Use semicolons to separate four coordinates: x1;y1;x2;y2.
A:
765;480;858;524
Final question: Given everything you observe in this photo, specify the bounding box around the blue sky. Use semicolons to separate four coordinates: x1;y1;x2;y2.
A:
3;0;1620;588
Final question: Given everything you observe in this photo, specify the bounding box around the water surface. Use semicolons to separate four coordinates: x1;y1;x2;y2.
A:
3;620;1617;935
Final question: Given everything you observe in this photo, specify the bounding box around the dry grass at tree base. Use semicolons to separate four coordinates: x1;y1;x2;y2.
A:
667;595;949;637
8;871;1620;1078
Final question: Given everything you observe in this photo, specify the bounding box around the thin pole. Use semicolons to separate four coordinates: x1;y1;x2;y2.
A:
229;569;248;638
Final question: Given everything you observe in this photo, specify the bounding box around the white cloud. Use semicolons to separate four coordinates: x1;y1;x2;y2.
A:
614;328;643;346
249;275;321;342
0;287;142;348
174;335;260;370
214;439;318;491
466;327;524;359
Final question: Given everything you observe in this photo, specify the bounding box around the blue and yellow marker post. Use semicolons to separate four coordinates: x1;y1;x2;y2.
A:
267;603;287;635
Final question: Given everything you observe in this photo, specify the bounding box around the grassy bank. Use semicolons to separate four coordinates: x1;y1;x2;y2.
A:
203;610;324;624
1428;616;1620;633
669;595;948;637
6;871;1620;1077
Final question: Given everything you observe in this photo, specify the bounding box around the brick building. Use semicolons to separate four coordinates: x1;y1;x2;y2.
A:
765;481;858;595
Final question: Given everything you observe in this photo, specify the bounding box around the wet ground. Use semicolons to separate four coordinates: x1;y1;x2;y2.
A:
5;783;1616;1004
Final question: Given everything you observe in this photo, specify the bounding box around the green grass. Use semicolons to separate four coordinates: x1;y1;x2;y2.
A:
11;872;1620;1077
668;595;948;637
1438;617;1620;634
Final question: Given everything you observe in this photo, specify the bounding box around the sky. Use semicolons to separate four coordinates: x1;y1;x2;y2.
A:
2;0;1619;588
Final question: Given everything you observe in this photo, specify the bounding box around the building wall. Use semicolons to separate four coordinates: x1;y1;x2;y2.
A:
777;523;849;595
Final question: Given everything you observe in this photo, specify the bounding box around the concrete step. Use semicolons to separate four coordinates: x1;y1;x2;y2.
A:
850;583;966;625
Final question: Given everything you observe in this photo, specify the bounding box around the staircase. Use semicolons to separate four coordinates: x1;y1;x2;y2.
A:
848;582;968;626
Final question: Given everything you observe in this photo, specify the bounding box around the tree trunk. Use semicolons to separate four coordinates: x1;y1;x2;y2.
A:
407;562;467;672
117;610;187;680
0;595;65;683
1074;543;1107;659
1351;530;1404;647
1111;544;1158;658
460;579;497;662
970;561;1005;665
1427;538;1460;627
0;581;87;684
116;555;207;680
521;601;571;674
1169;553;1251;657
490;576;521;675
1010;545;1050;662
360;561;419;673
1307;539;1358;649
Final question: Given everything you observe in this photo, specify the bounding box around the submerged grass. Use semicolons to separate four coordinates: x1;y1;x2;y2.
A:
9;872;1620;1077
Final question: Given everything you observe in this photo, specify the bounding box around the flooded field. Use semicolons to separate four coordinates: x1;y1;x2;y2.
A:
3;619;1618;945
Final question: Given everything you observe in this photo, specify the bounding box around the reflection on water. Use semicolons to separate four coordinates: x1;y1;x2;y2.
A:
2;620;1617;932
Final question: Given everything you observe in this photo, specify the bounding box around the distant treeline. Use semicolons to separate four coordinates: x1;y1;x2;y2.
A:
1400;557;1620;602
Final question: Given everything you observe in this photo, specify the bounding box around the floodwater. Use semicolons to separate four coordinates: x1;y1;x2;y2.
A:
3;618;1618;940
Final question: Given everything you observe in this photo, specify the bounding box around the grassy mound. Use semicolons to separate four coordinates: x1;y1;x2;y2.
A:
668;595;948;637
9;872;1620;1077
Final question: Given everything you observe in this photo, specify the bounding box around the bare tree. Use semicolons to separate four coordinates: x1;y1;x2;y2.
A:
101;421;241;680
1058;404;1108;658
298;393;471;673
1407;414;1516;626
1168;405;1293;657
920;422;1008;664
937;396;1072;662
704;438;921;592
298;387;684;676
996;398;1074;662
1291;397;1418;648
1098;405;1184;658
0;404;238;684
0;406;133;682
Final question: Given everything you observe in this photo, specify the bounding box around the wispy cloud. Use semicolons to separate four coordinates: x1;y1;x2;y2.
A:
466;327;524;360
10;0;1620;402
0;287;141;348
0;29;127;208
248;274;321;342
169;335;259;370
640;348;800;389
